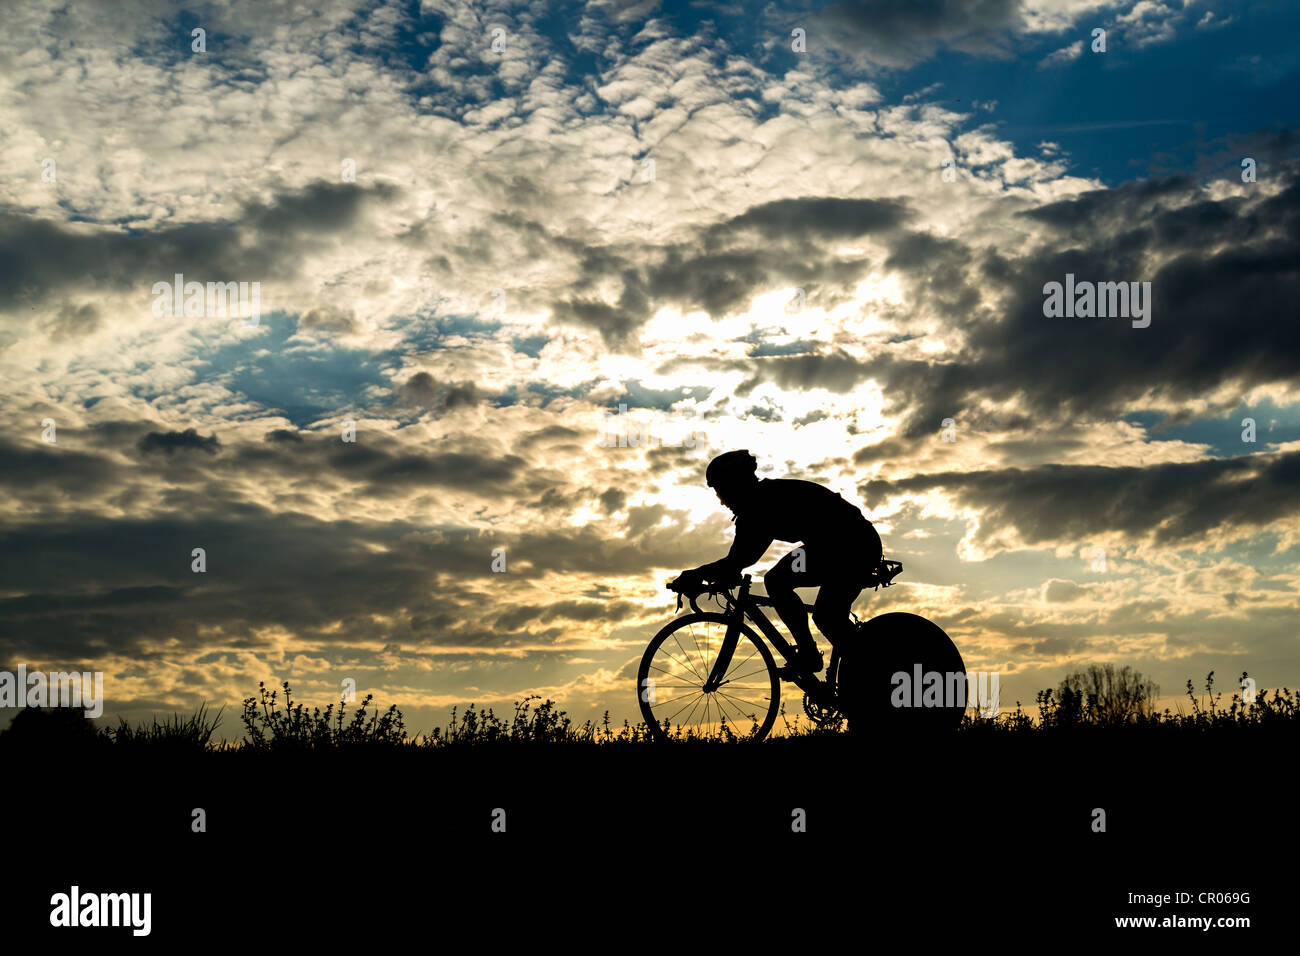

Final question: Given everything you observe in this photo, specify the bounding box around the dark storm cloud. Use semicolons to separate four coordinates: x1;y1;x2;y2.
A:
0;438;124;497
943;166;1300;435
748;350;885;393
44;302;100;340
644;443;710;477
745;159;1300;442
1017;175;1193;233
330;446;531;496
0;181;399;315
493;599;645;630
860;449;1300;546
549;196;909;349
707;197;912;243
1044;579;1088;602
598;487;627;513
298;305;360;334
806;0;1023;69
0;509;493;662
0;425;548;506
625;157;1300;444
138;428;221;455
551;282;649;351
517;425;584;454
394;371;489;411
0;499;732;664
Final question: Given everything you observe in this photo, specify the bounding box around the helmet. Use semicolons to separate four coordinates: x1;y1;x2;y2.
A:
706;449;757;488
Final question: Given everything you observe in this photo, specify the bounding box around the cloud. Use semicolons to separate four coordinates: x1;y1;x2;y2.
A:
1038;39;1083;68
807;0;1025;70
1043;578;1088;602
0;182;399;316
138;428;221;455
544;196;911;349
395;371;489;411
861;450;1300;549
1195;11;1235;31
1116;0;1182;47
825;161;1300;441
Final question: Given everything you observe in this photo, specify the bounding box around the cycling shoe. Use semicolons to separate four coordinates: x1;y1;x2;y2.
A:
776;648;824;680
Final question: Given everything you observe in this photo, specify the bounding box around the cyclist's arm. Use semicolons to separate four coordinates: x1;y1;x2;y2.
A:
695;520;771;581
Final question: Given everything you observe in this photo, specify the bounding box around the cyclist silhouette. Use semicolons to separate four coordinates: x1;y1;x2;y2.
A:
671;449;882;679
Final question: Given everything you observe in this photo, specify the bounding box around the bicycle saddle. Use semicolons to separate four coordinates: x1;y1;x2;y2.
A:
871;559;903;589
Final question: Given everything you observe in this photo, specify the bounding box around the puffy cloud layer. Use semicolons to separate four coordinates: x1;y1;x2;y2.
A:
1;0;1296;729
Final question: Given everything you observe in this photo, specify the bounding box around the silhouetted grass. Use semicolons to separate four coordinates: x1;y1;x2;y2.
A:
959;670;1298;738
105;702;225;751
2;670;1293;752
238;680;406;750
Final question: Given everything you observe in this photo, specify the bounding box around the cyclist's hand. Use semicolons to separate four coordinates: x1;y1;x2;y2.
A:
709;567;742;588
669;569;704;594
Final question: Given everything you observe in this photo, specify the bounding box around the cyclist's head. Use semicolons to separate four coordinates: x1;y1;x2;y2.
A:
706;449;758;507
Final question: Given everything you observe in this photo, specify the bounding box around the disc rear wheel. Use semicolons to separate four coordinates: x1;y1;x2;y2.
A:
850;612;967;732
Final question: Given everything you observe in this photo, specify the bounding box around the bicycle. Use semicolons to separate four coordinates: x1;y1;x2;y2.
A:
635;559;966;742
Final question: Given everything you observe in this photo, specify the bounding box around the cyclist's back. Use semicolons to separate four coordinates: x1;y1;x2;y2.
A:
720;477;881;588
733;477;874;547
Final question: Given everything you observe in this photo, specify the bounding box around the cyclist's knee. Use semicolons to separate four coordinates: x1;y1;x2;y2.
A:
764;566;794;596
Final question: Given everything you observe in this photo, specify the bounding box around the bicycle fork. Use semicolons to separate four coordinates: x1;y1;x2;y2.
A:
701;579;750;692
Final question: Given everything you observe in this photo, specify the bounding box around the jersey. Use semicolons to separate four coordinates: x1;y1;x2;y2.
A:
713;478;876;573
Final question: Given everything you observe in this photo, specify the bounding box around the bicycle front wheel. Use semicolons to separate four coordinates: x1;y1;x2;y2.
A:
637;613;780;742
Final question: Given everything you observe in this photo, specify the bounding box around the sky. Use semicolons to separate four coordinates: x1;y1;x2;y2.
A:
1;0;1297;737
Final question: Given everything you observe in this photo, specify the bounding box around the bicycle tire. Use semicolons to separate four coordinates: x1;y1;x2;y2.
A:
636;612;780;742
842;612;966;732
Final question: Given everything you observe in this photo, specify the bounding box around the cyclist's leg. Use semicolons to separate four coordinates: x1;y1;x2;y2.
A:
809;527;881;648
812;581;864;650
762;550;817;658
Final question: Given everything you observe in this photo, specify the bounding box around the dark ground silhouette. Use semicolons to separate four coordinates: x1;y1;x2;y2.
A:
5;707;1292;941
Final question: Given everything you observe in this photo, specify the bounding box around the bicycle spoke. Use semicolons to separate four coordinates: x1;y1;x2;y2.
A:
649;690;713;706
725;665;772;683
717;697;764;728
706;694;726;739
715;679;769;702
676;692;708;732
714;687;768;713
650;658;704;686
648;691;706;709
664;689;707;727
710;691;748;726
709;694;726;737
671;631;706;682
701;619;717;677
687;620;709;681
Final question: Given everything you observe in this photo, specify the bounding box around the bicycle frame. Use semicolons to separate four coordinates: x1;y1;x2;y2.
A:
686;559;903;692
645;559;906;739
695;575;804;692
